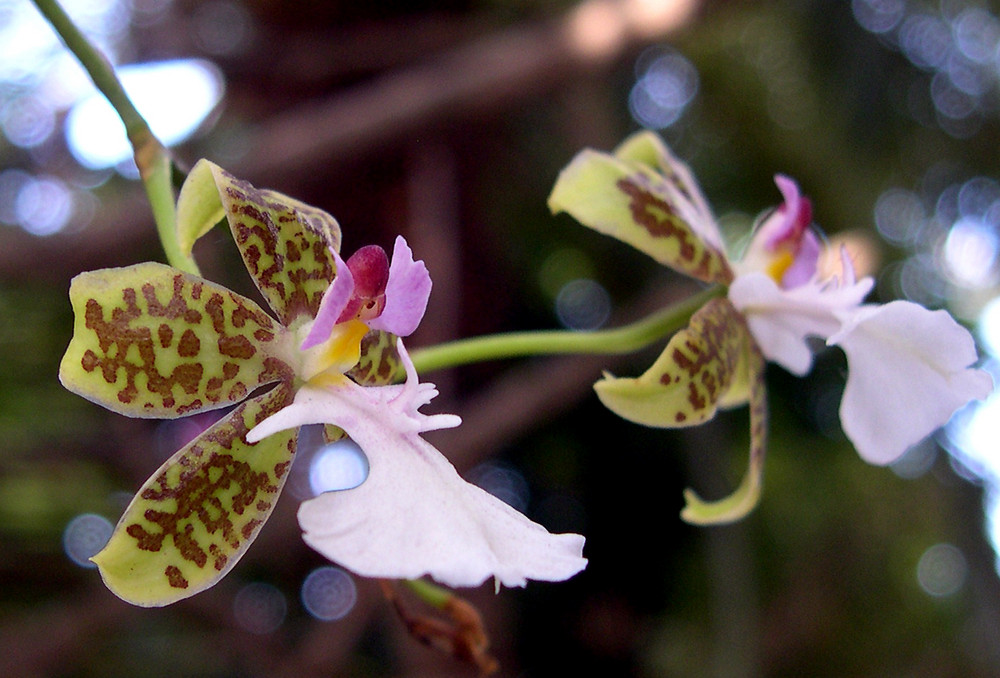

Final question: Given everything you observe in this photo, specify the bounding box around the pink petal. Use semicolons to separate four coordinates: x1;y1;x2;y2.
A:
367;236;431;337
780;229;821;288
301;247;355;351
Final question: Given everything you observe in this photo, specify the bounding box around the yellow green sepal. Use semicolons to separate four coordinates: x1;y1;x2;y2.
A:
594;298;751;428
548;134;732;285
681;345;768;525
176;159;343;326
91;385;297;606
59;262;290;419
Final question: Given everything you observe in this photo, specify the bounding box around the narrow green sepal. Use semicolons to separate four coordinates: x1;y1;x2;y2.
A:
548;136;732;285
91;385;297;606
681;344;768;525
594;298;751;428
175;159;342;326
175;159;227;256
681;474;761;525
59;262;291;419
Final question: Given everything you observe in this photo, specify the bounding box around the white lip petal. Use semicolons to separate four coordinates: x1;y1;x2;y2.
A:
249;339;587;587
297;427;587;588
728;272;872;375
829;301;993;465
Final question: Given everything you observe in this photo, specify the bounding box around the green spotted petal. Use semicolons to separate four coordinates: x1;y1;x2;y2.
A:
681;344;768;525
176;159;342;326
594;298;751;428
59;262;292;419
346;330;405;386
91;384;297;606
549;139;732;285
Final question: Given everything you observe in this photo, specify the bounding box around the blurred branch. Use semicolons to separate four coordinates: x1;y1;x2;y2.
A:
239;0;698;180
2;0;696;281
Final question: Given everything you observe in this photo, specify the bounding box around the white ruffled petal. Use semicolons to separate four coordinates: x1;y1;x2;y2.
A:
828;301;994;465
247;342;587;588
298;427;587;588
728;272;873;375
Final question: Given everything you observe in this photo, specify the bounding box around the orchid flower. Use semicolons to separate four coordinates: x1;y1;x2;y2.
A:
548;131;993;524
60;160;585;606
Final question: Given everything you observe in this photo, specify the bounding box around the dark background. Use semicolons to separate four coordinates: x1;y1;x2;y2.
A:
3;0;1000;676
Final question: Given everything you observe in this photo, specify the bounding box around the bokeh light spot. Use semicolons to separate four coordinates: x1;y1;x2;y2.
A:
874;188;925;246
2;95;56;148
309;440;370;496
629;47;698;129
941;217;998;288
63;513;113;568
65;58;224;169
953;7;1000;64
301;566;357;621
978;297;1000;358
233;582;287;635
193;0;254;56
555;279;611;330
899;14;953;70
916;543;967;597
851;0;905;34
15;175;74;236
469;461;530;514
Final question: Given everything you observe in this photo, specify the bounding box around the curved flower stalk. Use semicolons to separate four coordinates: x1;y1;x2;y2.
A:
549;131;993;524
60;160;585;606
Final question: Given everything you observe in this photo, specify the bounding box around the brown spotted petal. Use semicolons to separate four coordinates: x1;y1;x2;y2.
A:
612;132;727;254
176;159;342;327
594;298;752;428
59;262;292;419
347;329;405;386
548;140;732;285
595;298;769;524
90;384;297;606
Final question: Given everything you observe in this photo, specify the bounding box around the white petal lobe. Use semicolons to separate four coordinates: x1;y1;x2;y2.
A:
728;272;872;375
829;301;993;465
248;341;587;587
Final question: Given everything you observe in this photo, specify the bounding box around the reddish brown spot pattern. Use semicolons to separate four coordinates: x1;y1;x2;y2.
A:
177;329;200;357
209;544;228;571
241;519;262;540
158;324;173;348
83;295;204;408
220;175;337;325
165;565;189;589
668;299;746;413
219;335;256;359
616;177;732;284
79;273;284;413
125;390;295;582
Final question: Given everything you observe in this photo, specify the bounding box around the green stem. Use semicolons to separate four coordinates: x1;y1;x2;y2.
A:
31;0;199;276
411;285;724;373
402;578;452;609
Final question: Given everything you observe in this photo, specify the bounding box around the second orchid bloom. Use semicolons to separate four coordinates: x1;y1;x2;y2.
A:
549;131;993;524
60;160;585;606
